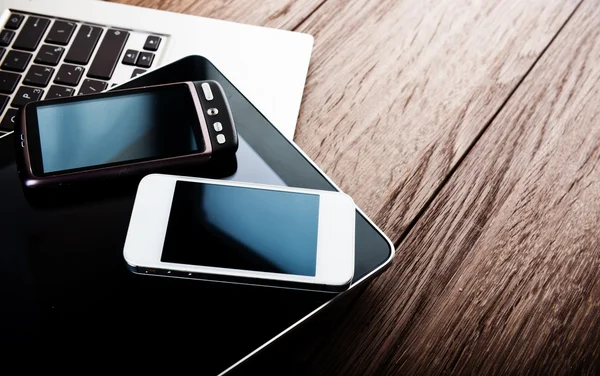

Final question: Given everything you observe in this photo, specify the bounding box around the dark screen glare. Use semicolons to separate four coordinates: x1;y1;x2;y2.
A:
161;181;320;276
36;84;203;174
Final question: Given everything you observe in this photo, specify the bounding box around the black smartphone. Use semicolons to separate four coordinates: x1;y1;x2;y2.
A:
15;80;237;189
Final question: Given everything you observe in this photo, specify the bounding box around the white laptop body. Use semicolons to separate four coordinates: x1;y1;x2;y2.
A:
0;0;313;138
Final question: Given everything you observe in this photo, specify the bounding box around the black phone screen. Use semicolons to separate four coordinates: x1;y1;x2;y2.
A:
31;83;203;175
161;181;320;276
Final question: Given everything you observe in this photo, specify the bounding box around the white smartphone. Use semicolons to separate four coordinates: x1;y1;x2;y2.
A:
123;174;356;292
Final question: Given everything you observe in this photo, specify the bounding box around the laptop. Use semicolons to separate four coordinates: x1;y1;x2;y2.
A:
0;0;313;140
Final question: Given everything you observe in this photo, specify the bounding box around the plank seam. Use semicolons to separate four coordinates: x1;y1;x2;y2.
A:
290;0;329;31
391;0;585;249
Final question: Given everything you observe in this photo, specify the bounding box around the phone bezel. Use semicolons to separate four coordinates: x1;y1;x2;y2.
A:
123;173;356;288
23;82;212;177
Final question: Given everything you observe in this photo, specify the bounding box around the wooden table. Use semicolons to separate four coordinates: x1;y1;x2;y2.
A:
112;0;600;374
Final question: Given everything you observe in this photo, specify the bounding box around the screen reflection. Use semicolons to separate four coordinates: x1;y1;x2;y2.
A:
37;84;202;173
161;181;320;276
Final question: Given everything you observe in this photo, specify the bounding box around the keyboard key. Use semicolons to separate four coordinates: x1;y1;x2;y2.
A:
131;68;146;78
0;47;5;60
64;25;102;65
0;94;9;113
54;64;84;86
11;86;43;108
122;49;139;65
87;29;129;80
24;65;54;87
34;45;65;66
0;30;15;47
0;71;21;93
143;35;161;51
78;79;107;95
13;17;50;51
5;14;24;30
0;108;19;131
136;52;154;68
45;21;76;45
1;50;32;72
46;85;75;99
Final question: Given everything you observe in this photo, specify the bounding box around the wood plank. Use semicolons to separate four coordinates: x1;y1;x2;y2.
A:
108;0;324;30
294;0;580;237
296;0;600;374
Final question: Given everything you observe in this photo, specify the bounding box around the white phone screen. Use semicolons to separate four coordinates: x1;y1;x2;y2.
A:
161;181;320;276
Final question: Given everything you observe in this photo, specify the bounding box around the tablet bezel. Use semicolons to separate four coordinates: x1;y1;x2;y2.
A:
113;55;395;374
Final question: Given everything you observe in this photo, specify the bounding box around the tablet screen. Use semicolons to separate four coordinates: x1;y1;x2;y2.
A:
116;56;393;282
0;55;393;375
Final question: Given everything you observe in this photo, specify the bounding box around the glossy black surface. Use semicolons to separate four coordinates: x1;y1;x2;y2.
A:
30;83;202;175
0;56;392;373
162;181;320;276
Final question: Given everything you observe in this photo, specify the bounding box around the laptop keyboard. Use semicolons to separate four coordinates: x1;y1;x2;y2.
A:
0;10;168;135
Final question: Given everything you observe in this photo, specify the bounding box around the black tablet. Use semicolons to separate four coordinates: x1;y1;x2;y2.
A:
0;56;393;373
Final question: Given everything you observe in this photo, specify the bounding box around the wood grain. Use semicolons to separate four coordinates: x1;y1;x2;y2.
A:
108;0;324;30
295;0;600;374
105;0;598;374
294;0;580;237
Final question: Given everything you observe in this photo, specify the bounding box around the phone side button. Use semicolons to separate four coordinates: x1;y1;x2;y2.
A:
216;134;226;144
201;82;213;101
